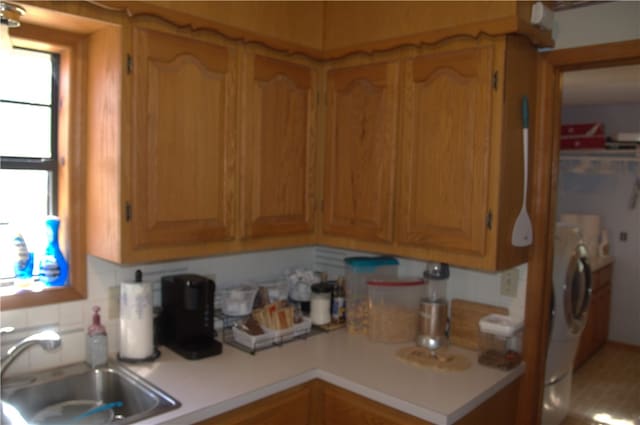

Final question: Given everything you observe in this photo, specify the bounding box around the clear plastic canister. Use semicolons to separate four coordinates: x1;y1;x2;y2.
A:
367;277;424;343
344;256;398;335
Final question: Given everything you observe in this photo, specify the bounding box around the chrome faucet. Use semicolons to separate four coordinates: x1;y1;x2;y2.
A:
1;329;61;380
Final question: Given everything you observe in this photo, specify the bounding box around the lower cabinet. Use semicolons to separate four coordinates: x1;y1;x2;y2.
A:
198;378;519;425
575;263;613;369
198;382;316;425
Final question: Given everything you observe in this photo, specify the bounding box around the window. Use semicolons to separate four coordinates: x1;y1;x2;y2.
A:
0;22;88;309
1;48;61;292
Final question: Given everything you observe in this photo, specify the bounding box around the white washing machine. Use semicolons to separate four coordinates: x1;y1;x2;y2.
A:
542;223;592;425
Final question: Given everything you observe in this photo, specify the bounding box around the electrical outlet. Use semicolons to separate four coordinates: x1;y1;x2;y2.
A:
500;268;519;297
108;286;120;320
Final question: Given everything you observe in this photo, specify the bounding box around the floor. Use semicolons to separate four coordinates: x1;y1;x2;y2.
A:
561;344;640;425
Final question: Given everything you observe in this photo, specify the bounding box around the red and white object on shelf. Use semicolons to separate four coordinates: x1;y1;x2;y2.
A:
560;122;605;149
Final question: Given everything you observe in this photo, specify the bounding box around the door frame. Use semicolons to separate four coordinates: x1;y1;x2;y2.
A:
517;39;640;425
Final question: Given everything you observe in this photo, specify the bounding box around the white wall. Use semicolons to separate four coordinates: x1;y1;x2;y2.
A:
553;1;640;49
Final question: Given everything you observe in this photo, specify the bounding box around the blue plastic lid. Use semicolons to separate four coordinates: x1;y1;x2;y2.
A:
344;256;398;271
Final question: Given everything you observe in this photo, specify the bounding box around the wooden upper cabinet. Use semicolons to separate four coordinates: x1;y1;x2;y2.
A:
131;26;236;248
323;62;399;243
396;46;493;255
320;36;534;270
239;53;316;239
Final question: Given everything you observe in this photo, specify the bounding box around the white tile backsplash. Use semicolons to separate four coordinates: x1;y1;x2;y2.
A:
313;246;528;320
26;305;59;327
0;308;27;329
447;263;528;321
2;246;528;374
3;350;30;376
58;301;85;327
29;342;62;372
61;330;86;365
105;322;119;354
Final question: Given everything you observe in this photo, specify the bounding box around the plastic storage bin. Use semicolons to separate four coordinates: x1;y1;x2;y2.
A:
221;285;258;316
478;314;523;370
367;277;424;343
344;256;398;335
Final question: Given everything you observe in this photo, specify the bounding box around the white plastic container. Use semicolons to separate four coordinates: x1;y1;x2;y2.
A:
478;314;524;368
259;280;289;303
310;282;332;325
222;285;258;316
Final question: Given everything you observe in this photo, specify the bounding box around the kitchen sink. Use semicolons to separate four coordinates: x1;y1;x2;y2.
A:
1;362;180;424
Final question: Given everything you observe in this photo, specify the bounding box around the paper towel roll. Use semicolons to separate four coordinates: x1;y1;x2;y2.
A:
119;281;154;360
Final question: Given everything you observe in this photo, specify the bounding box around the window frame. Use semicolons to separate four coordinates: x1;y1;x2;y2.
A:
1;23;88;309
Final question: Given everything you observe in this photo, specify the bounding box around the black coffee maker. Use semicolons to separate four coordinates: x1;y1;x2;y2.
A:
159;274;222;360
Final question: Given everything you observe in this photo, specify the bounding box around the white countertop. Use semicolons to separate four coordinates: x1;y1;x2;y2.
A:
126;330;524;425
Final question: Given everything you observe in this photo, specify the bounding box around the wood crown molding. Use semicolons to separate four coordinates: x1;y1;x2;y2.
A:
78;1;553;61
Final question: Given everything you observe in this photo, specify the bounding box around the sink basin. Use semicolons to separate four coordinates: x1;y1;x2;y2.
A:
1;362;180;424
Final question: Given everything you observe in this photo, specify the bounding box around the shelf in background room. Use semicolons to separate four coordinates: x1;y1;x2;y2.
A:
560;149;640;175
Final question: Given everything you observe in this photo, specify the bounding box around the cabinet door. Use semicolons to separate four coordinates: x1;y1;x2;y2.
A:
131;26;236;248
323;382;431;425
594;285;611;350
397;46;493;255
323;62;399;242
197;382;314;425
240;53;315;239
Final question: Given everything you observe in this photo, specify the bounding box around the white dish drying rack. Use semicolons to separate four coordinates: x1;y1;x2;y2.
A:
217;311;321;355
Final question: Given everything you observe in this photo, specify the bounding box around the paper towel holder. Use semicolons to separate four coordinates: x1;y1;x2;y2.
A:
118;269;161;363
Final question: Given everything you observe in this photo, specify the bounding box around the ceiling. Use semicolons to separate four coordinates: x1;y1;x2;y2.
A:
562;65;640;105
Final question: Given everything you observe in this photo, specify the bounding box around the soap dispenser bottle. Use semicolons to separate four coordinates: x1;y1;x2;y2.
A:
87;306;108;368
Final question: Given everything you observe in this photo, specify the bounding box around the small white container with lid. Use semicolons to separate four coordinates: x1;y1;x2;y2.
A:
478;314;524;369
310;282;332;326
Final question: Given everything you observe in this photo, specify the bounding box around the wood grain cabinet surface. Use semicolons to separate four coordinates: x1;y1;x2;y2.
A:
575;263;613;369
239;52;317;239
397;44;493;256
198;379;520;425
197;382;316;425
320;35;537;271
87;19;318;264
86;14;537;269
131;24;237;249
323;61;399;243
